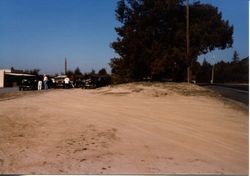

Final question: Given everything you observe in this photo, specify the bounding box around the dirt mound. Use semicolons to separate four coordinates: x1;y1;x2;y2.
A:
97;82;216;97
0;85;248;174
0;90;45;101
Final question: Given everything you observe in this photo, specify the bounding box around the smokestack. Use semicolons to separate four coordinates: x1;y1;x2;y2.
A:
65;57;67;75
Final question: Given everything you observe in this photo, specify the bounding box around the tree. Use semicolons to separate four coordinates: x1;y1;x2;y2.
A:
66;70;74;78
195;56;249;83
90;69;96;75
11;67;40;75
214;60;228;83
232;50;240;63
110;0;233;82
29;68;40;75
74;67;82;75
98;68;108;75
196;59;212;83
215;57;249;83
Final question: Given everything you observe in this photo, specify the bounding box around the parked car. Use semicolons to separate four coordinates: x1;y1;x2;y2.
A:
83;75;111;89
83;78;96;89
19;79;38;91
54;75;73;89
96;75;111;88
74;78;84;88
54;75;66;88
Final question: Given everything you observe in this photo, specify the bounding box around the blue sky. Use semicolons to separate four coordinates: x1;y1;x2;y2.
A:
198;0;248;64
0;0;248;74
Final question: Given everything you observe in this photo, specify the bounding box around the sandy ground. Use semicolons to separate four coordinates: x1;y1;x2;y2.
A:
0;83;248;174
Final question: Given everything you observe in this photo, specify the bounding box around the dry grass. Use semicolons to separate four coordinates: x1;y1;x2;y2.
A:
98;82;248;113
100;82;219;97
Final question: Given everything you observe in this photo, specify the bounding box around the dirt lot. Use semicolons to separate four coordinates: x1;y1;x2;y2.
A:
0;83;248;174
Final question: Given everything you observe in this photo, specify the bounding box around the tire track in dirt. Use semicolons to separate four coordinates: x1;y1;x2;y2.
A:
48;125;120;174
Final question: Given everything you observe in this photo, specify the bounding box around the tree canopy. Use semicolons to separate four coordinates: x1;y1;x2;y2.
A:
195;56;248;83
11;67;40;76
110;0;233;82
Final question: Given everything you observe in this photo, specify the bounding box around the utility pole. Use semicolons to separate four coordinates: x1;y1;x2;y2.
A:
186;0;191;83
211;65;214;84
211;54;215;84
65;57;67;75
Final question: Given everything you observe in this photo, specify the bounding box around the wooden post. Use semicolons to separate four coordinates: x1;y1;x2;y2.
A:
186;0;191;83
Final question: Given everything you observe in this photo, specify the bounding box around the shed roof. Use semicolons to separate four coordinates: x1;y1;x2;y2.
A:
5;72;35;77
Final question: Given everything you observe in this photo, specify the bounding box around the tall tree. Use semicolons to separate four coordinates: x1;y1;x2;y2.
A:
90;69;96;75
66;70;74;78
110;0;233;82
232;50;240;63
74;67;82;75
98;68;108;75
196;59;212;83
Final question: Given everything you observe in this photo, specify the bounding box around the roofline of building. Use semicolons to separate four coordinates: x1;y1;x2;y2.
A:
5;72;36;77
